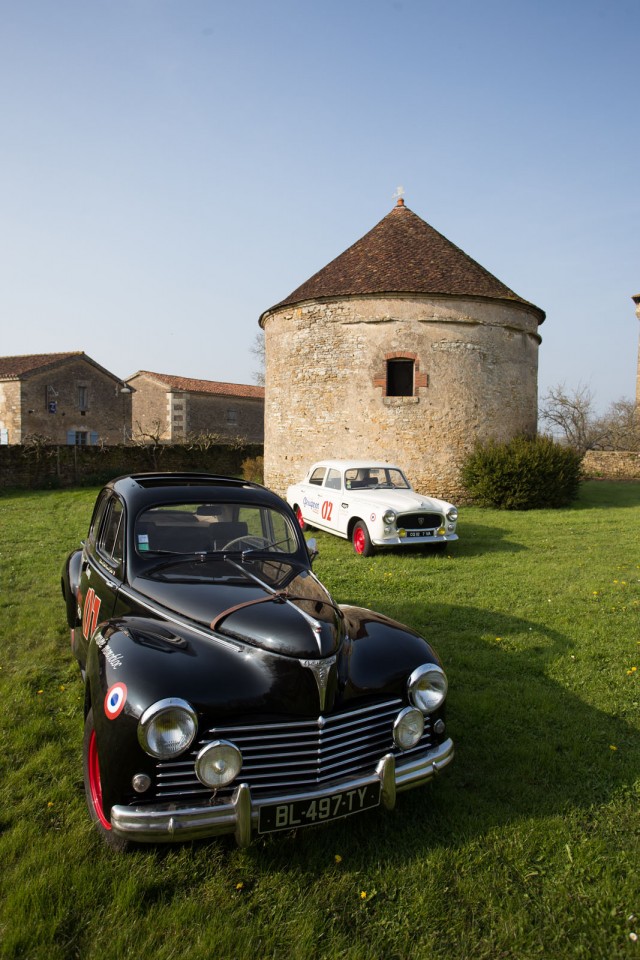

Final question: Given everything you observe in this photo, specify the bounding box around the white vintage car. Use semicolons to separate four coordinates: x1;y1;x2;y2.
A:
287;460;458;556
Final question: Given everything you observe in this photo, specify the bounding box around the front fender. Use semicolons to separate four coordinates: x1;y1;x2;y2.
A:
61;549;83;628
83;614;323;816
338;604;444;697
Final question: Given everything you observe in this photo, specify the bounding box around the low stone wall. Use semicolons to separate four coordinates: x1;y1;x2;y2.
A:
582;450;640;481
0;443;263;492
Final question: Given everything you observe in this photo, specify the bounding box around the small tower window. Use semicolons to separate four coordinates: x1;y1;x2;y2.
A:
386;359;414;397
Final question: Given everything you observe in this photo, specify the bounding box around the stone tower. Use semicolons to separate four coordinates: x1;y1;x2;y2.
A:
259;199;545;500
633;294;640;405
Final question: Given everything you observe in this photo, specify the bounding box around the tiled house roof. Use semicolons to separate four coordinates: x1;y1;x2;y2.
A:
129;370;265;399
0;352;84;380
263;200;545;323
0;351;124;382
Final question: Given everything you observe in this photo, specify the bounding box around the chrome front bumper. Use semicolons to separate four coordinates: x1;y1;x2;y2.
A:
371;533;459;547
110;738;454;846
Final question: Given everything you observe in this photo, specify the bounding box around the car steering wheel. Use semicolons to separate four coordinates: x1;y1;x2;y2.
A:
222;535;271;552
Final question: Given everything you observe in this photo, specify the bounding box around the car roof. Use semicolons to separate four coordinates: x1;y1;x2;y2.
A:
307;460;403;472
107;473;286;511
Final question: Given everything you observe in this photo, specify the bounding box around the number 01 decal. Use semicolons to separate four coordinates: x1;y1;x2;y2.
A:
321;501;333;521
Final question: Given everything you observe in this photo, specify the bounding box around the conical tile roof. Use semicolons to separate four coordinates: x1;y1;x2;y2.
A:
264;200;544;323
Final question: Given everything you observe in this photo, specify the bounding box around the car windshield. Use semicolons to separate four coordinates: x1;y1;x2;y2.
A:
344;467;410;490
134;501;299;558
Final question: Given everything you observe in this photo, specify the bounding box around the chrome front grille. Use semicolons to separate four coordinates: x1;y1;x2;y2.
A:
398;512;442;530
152;698;434;802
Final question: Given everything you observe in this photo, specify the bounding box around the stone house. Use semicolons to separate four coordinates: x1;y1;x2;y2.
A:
259;198;545;500
126;370;264;444
0;352;131;445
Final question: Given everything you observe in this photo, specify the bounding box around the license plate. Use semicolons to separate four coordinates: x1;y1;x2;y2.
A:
258;782;381;834
407;530;434;538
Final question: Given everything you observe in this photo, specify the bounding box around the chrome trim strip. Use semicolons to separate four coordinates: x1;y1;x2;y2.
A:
370;534;459;546
110;738;454;844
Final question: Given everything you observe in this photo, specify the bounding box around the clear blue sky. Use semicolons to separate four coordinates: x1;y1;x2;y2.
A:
1;0;638;413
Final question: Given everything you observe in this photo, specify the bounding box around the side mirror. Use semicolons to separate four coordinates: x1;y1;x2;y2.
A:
306;538;318;563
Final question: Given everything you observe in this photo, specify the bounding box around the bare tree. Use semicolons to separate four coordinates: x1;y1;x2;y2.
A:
540;384;639;452
130;419;165;446
594;399;640;451
539;384;607;453
251;330;265;386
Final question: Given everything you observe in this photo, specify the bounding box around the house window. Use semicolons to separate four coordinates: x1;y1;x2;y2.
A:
77;386;89;411
45;384;58;412
386;359;414;397
226;408;238;425
73;431;88;446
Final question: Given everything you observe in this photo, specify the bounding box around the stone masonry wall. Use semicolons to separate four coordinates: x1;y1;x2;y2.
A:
583;450;640;480
0;381;21;442
262;293;541;501
1;359;131;444
130;381;264;444
0;442;263;491
186;394;264;443
130;379;171;440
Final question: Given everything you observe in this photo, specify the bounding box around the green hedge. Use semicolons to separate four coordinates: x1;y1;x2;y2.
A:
460;436;583;509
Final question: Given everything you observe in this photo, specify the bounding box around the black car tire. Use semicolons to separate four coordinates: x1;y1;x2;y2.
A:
352;521;374;557
83;708;129;852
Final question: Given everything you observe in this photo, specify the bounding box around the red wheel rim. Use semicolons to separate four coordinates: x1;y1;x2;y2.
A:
353;528;366;553
295;507;304;530
88;729;111;830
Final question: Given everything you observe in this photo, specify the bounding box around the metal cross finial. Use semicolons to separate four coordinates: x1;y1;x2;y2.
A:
392;185;405;202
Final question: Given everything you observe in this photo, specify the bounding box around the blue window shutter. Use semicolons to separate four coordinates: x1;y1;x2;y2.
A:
66;430;75;445
90;432;99;445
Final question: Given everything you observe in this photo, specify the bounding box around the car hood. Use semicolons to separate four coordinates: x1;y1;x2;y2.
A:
349;490;451;513
130;558;343;660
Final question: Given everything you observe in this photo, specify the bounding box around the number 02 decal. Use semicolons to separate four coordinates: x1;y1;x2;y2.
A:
321;501;333;521
82;587;102;640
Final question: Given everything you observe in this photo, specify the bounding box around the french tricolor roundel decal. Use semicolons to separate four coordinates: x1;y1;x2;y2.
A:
104;682;127;720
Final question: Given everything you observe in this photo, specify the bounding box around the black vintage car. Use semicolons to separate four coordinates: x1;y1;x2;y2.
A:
61;473;453;849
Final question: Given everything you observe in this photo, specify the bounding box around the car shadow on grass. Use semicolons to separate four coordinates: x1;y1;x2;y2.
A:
430;522;524;558
235;600;638;874
133;601;637;878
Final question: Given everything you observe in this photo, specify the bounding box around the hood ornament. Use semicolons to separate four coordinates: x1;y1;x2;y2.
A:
300;656;336;711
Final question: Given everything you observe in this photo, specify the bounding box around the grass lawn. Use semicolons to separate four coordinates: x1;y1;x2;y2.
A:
0;481;638;960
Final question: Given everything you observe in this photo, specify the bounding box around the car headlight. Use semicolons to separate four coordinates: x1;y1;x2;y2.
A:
195;740;243;788
447;507;458;522
393;706;425;750
383;509;396;525
408;664;448;712
138;698;198;759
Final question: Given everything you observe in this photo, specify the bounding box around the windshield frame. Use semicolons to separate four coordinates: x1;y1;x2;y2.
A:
126;495;307;581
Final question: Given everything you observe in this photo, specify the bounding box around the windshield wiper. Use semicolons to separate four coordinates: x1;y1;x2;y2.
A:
241;537;293;558
222;537;293;561
142;551;223;574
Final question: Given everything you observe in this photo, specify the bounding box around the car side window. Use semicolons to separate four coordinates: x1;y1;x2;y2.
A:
98;498;124;567
325;469;341;490
88;491;110;544
309;468;326;486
